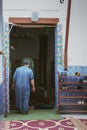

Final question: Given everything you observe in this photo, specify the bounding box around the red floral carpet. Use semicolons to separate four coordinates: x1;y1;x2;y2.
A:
0;117;87;130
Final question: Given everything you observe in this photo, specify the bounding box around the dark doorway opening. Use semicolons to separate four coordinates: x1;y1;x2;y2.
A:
10;25;55;109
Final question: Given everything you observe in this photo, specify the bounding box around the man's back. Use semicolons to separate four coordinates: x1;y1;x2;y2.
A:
13;66;33;88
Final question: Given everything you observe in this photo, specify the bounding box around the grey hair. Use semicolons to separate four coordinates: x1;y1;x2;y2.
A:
23;59;30;65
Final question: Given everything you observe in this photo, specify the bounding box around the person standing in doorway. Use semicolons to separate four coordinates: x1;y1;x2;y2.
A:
11;59;35;114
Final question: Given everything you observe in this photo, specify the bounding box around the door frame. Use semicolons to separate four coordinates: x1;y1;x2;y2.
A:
9;17;59;25
9;17;59;109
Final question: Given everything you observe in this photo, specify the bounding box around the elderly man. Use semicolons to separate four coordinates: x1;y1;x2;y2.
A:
11;59;35;114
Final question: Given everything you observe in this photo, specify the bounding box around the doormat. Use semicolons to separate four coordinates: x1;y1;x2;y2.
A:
0;117;87;130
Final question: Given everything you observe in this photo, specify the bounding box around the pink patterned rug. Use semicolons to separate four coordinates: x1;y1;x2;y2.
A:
0;117;87;130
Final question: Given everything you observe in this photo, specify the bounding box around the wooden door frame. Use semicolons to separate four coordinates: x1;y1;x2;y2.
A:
9;17;59;25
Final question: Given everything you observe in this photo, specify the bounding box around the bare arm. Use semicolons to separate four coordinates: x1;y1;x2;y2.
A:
30;79;35;93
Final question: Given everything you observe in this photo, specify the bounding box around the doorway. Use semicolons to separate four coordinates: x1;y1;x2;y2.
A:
10;25;56;109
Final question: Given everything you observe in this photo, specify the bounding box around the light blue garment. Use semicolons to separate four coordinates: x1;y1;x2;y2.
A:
13;66;34;112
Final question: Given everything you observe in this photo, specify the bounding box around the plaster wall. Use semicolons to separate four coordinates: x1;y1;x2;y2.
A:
68;0;87;66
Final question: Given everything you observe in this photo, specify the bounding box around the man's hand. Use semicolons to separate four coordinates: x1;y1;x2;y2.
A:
11;83;15;90
30;79;35;93
32;86;35;93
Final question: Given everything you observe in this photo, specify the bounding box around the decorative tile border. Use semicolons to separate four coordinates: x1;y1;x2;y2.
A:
55;24;63;107
2;22;9;113
0;82;5;114
58;66;87;75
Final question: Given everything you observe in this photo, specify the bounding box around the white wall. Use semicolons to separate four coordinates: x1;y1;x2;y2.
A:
3;0;67;20
68;0;87;66
3;0;87;66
